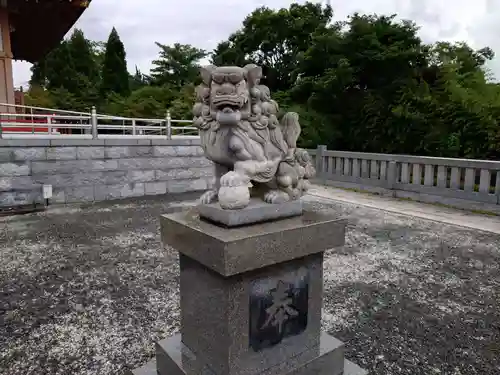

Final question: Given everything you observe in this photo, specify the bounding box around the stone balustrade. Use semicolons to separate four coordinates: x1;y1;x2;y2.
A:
309;145;500;213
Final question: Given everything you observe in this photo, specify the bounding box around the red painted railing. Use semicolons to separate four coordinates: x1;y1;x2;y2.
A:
1;116;59;133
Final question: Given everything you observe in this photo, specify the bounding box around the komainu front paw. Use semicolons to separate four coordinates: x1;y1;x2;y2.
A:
199;190;218;204
299;180;311;193
220;171;249;187
263;190;290;204
290;188;301;200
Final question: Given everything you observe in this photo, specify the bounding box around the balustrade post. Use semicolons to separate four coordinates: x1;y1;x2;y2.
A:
496;172;500;205
386;160;397;193
91;106;98;139
132;119;137;136
166;110;172;140
315;145;327;181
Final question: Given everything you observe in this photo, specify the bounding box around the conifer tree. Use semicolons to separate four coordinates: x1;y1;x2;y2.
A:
68;29;99;84
100;27;130;98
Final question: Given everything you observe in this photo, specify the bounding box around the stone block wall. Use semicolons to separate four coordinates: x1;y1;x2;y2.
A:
0;138;214;207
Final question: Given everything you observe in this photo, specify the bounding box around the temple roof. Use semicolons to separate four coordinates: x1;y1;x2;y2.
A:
7;0;92;63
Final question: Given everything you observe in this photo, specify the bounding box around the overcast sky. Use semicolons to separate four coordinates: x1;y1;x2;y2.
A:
12;0;500;87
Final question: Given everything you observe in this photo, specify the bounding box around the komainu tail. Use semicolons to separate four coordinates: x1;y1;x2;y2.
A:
280;112;301;150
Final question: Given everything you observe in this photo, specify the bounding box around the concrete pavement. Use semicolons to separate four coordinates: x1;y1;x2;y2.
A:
307;185;500;235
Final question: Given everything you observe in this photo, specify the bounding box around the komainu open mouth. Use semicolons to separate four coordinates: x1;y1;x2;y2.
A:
220;105;240;113
213;95;243;110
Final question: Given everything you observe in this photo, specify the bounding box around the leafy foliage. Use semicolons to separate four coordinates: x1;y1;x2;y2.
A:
28;29;103;111
150;43;207;88
211;3;333;92
100;27;130;98
26;3;500;159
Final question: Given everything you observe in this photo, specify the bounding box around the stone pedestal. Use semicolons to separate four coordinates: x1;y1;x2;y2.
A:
129;209;367;375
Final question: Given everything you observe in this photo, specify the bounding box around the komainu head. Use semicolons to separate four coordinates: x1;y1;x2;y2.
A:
195;64;263;127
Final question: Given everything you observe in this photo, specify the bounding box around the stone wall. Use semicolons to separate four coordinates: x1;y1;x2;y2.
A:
0;138;213;207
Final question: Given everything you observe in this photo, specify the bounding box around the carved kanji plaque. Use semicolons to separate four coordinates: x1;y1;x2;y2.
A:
249;267;309;352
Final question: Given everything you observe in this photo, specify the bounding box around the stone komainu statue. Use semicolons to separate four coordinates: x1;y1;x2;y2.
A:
192;64;316;209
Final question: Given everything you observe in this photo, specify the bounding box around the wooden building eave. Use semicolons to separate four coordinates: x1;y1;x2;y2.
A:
7;0;92;63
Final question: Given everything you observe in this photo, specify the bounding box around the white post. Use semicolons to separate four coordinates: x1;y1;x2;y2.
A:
47;115;52;135
166;110;172;140
132;119;137;136
91;106;98;139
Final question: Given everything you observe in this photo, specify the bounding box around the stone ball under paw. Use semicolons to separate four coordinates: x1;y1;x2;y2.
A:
218;185;250;209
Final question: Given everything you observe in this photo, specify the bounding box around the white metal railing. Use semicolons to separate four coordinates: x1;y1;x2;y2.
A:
0;102;198;140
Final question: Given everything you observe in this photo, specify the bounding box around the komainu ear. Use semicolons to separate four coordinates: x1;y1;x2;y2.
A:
200;65;216;85
244;64;262;86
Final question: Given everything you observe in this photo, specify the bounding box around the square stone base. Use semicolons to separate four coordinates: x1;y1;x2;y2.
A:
129;333;366;375
197;199;303;227
161;210;346;277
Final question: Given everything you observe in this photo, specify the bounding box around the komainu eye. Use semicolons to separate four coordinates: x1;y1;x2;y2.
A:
228;73;243;84
212;73;225;84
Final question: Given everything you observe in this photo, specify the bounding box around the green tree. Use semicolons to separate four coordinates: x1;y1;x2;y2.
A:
129;66;150;91
150;43;207;88
211;2;333;92
28;29;103;111
169;84;196;120
100;27;130;98
211;40;247;67
292;12;499;158
416;43;498;158
90;40;107;71
25;85;54;108
68;29;99;84
44;41;78;93
49;87;81;111
29;62;47;88
103;85;177;118
294;14;432;153
67;28;100;105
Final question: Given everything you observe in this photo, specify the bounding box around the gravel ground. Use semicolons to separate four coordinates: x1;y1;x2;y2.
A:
1;193;499;375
